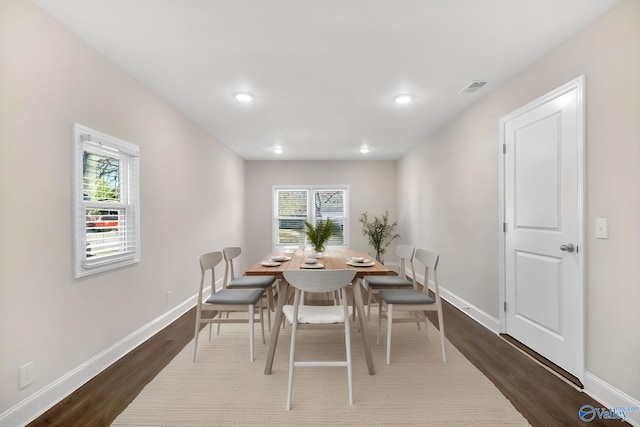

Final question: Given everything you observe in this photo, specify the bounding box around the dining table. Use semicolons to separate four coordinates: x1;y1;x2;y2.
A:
246;247;392;376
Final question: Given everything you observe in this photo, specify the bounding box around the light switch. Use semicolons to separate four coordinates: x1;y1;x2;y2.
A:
595;218;608;239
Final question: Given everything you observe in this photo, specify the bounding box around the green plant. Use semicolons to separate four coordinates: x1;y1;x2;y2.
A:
359;211;400;263
304;218;338;253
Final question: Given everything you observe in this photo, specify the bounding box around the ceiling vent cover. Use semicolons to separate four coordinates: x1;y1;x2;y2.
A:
458;81;488;94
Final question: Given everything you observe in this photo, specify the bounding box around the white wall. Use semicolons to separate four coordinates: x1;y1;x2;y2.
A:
2;0;637;423
245;161;398;270
0;0;245;420
399;0;639;404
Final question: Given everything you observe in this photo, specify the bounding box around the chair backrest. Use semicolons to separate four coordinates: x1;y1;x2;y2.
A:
198;251;223;302
396;244;415;278
283;269;356;293
414;248;439;294
223;247;242;287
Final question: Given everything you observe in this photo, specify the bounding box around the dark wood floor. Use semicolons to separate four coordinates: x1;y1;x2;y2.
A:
29;297;621;427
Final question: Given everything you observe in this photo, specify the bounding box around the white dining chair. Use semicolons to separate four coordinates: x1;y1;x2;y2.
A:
193;251;265;363
222;247;276;331
363;244;416;319
282;269;357;410
377;248;446;365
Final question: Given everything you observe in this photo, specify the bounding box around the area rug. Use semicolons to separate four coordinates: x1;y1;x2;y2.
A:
112;316;529;426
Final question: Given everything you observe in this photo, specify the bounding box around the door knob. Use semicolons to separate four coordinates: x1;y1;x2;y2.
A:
560;243;575;253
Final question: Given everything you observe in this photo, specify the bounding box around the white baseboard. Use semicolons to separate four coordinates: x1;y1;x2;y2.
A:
583;372;640;426
434;279;640;425
430;279;640;425
437;287;501;334
386;267;640;425
0;295;198;427
4;275;638;427
407;269;501;334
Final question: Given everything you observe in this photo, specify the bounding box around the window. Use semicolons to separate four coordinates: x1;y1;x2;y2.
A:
274;186;349;248
73;124;140;277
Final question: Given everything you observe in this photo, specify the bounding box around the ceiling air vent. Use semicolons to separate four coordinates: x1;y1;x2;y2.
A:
458;81;488;94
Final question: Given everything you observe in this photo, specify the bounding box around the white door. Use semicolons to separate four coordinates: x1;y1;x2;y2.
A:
501;77;584;380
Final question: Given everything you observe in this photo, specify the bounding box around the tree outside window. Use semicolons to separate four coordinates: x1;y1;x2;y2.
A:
274;186;348;247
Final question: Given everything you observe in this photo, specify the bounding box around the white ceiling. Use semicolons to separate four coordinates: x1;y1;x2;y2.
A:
33;0;619;160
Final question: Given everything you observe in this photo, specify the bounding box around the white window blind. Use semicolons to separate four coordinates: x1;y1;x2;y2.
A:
313;189;347;246
273;186;349;248
73;124;140;277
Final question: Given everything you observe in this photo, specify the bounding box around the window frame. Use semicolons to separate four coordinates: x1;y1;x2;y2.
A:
73;124;140;278
273;185;349;249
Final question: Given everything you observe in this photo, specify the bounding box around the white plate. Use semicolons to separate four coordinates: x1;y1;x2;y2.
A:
261;261;281;267
346;260;375;267
300;263;324;269
270;256;291;262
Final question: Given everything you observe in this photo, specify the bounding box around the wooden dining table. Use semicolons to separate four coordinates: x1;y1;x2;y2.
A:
246;248;391;375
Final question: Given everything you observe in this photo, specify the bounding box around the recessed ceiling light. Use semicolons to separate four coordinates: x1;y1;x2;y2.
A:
360;147;370;154
394;94;414;104
234;93;254;102
273;146;283;154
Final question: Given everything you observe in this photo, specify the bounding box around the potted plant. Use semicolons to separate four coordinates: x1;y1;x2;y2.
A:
304;218;338;256
359;211;400;263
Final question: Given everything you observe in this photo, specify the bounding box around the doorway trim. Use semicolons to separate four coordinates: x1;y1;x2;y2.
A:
498;75;586;382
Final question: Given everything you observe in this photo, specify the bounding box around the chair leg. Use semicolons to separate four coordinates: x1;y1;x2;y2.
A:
287;291;301;411
260;299;265;345
266;287;273;332
414;311;422;331
217;311;230;336
424;314;430;340
424;311;430;339
351;291;357;323
438;305;447;363
386;304;394;365
366;288;374;319
249;304;255;362
348;284;358;331
215;311;228;337
193;310;201;362
377;300;382;346
342;289;353;405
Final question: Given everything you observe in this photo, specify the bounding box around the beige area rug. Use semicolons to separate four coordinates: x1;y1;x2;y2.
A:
113;315;529;426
